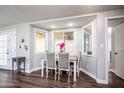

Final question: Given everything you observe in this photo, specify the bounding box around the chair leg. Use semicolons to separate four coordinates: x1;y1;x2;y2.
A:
77;71;79;77
77;68;80;77
68;71;70;82
58;70;60;80
46;69;48;78
55;69;57;80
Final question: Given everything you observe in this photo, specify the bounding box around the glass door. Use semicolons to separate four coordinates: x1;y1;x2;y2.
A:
0;33;8;68
0;31;16;70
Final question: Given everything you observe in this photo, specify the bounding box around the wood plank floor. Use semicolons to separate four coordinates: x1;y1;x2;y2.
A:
0;69;124;88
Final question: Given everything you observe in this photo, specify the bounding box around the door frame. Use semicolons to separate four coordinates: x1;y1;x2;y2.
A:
105;15;124;83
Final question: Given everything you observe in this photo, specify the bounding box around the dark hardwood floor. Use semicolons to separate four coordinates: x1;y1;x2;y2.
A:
0;69;124;88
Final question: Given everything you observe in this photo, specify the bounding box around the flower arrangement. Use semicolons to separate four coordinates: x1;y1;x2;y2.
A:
57;42;65;52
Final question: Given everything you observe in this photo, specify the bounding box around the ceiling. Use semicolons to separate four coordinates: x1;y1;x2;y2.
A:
108;18;124;27
0;5;124;27
32;15;96;31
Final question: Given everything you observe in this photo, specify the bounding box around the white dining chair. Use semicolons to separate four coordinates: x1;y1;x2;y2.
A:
70;51;81;77
58;52;71;82
77;51;81;77
46;52;57;80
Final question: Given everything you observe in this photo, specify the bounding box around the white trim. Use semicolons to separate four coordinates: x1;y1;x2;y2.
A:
83;54;93;57
82;21;94;56
30;13;97;24
79;68;96;80
80;68;108;84
25;69;31;73
30;67;41;73
96;79;108;84
105;18;109;84
109;69;116;74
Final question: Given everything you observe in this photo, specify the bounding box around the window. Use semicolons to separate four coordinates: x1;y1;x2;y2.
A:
83;25;92;55
64;32;74;53
35;30;46;53
54;32;74;53
54;32;63;52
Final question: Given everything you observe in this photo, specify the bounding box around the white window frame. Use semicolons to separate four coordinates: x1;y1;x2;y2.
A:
52;29;76;53
82;23;93;56
35;28;48;53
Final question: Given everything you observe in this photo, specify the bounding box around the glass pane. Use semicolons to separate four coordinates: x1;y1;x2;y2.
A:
54;32;64;52
0;48;3;52
64;32;74;53
36;31;46;53
84;25;92;55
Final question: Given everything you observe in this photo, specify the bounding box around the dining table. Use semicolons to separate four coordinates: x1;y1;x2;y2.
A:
41;53;78;82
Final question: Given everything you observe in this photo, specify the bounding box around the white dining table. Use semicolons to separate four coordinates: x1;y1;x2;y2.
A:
41;54;78;82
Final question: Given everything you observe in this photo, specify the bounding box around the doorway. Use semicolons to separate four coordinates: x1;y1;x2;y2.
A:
0;29;16;70
107;17;124;84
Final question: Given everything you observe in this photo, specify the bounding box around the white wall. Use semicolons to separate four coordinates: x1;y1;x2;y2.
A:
16;23;30;73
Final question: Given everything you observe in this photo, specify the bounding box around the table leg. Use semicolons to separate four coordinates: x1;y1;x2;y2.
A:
74;61;76;82
24;61;25;74
41;59;44;77
12;61;14;74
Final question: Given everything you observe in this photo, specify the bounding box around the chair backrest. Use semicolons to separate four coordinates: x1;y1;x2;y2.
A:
46;52;56;69
58;52;70;70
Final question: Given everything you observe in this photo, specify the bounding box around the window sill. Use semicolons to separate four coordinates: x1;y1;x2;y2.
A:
34;52;46;54
83;54;93;57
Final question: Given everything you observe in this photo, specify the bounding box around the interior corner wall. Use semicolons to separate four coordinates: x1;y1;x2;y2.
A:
29;26;49;72
16;23;30;73
80;19;97;79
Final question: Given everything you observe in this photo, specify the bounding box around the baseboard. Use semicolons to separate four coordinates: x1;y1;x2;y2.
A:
109;69;116;74
30;67;41;73
96;79;108;84
25;70;31;73
79;68;96;80
79;68;108;84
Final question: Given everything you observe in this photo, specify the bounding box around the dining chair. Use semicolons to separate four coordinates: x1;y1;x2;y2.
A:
70;51;81;77
58;52;71;82
46;52;57;80
77;51;81;77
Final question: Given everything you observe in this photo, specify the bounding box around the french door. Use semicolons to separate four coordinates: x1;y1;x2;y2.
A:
0;30;16;70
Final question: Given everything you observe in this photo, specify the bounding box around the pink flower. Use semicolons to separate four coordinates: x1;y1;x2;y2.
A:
57;42;65;49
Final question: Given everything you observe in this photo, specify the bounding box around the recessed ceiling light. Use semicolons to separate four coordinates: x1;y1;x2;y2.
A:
51;25;55;29
68;23;73;27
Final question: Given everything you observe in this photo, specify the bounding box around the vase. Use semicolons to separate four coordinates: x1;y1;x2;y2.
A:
60;48;63;52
